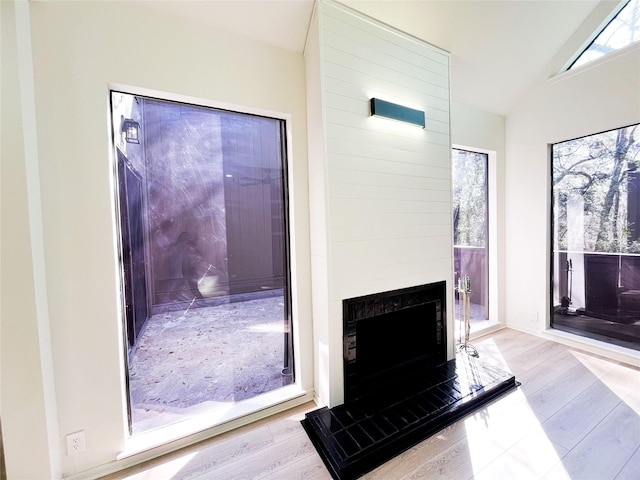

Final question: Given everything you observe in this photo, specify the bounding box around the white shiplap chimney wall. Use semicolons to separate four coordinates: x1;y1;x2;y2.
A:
305;1;453;408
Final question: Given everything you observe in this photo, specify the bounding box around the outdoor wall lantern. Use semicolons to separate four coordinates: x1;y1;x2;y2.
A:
370;98;425;128
121;116;141;144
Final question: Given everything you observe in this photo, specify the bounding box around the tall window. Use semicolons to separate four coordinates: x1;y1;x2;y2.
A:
452;148;489;325
551;124;640;351
569;0;640;70
111;92;293;433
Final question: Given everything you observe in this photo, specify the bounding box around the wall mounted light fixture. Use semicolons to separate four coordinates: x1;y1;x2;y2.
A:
121;116;141;144
370;98;425;128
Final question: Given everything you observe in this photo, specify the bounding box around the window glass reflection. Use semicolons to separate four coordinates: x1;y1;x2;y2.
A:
111;92;293;434
551;124;640;351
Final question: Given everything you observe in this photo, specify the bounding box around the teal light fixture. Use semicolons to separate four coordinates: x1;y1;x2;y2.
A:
370;98;425;128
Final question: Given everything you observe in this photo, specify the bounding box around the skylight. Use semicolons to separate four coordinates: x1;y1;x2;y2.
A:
569;0;640;70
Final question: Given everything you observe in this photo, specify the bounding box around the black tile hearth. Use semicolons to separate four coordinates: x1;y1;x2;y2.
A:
301;355;518;480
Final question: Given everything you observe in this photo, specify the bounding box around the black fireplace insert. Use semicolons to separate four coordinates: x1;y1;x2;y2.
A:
343;282;446;404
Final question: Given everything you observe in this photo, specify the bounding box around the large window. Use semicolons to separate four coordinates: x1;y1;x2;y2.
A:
551;124;640;351
111;92;294;433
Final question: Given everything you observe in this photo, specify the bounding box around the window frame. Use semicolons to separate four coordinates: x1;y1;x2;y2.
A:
564;0;639;72
108;84;310;453
452;144;500;331
548;123;640;351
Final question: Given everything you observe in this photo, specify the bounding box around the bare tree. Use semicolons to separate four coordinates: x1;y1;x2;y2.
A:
596;126;637;249
553;125;640;253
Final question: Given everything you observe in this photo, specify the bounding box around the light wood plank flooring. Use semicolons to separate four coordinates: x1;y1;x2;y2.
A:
102;329;640;480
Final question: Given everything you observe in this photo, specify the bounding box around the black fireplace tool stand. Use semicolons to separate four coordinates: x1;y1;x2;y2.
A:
301;356;518;480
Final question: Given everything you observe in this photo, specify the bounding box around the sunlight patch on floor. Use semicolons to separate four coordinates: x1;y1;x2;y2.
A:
463;389;570;479
461;335;573;479
469;338;507;369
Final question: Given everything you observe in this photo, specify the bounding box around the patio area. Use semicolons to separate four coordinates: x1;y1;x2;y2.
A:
127;294;291;433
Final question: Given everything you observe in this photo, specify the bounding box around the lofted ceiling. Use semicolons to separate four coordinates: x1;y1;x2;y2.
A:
147;0;620;115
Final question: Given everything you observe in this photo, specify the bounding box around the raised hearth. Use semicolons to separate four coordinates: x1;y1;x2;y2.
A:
302;282;518;479
302;355;518;480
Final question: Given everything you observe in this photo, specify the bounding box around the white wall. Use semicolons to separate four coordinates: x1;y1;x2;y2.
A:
504;43;640;346
305;8;333;409
452;103;505;153
1;2;61;478
306;1;453;408
1;1;311;478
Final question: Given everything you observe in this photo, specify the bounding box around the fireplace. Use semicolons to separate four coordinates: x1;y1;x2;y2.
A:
343;282;446;404
302;281;518;480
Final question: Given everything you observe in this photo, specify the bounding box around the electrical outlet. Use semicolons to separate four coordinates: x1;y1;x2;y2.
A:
529;312;538;323
66;431;86;455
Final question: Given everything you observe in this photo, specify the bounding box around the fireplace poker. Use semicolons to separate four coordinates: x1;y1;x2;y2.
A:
457;275;479;357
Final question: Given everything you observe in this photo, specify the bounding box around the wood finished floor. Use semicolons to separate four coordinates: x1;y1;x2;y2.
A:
102;329;640;480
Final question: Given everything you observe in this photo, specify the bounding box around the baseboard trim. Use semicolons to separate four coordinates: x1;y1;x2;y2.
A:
508;325;640;368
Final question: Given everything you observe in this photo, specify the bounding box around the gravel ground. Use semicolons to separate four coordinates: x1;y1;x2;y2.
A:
127;295;291;433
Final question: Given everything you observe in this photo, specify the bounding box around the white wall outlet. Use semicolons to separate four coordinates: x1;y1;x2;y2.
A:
529;312;538;323
66;430;86;455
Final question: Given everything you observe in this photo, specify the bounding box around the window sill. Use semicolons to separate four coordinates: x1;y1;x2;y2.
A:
468;319;505;341
541;328;640;368
118;385;311;461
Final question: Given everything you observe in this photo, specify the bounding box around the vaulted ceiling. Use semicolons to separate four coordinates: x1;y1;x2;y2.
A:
148;0;621;115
